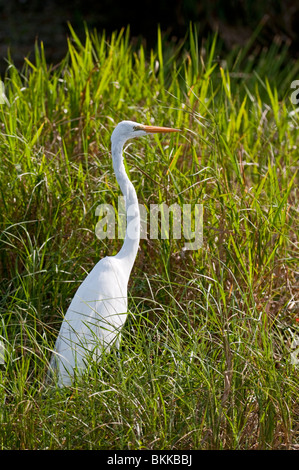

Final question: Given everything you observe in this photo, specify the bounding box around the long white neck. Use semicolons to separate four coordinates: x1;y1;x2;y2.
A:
111;138;140;273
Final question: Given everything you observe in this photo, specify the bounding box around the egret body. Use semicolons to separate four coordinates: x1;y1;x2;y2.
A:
48;121;179;386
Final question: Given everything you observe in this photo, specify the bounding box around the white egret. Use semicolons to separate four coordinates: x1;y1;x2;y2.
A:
48;120;179;386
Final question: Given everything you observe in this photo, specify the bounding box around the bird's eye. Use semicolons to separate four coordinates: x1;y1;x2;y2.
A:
133;125;142;131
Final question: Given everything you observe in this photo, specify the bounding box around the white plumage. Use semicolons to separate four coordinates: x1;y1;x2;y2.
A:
48;120;179;386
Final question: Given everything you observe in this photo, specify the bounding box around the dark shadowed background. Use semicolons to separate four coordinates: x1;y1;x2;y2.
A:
0;0;299;73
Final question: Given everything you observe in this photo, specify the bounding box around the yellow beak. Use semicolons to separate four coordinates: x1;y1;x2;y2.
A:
142;125;180;133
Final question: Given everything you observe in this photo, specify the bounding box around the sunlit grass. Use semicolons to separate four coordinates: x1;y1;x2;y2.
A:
0;24;298;449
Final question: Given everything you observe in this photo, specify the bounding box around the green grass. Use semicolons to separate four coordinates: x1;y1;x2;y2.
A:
0;24;298;449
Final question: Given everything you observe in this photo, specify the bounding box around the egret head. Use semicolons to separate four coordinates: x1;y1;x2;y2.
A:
111;120;179;145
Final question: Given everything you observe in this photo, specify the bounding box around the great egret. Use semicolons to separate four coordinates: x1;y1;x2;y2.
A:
48;120;179;386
